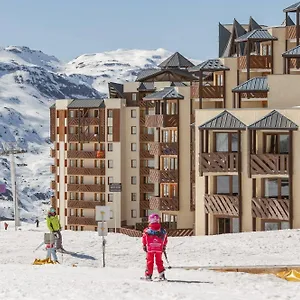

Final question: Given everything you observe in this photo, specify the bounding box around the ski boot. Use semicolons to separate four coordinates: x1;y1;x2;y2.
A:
145;274;152;281
159;272;166;281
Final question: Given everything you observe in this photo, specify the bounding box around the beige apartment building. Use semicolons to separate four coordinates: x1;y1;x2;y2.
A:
50;1;300;235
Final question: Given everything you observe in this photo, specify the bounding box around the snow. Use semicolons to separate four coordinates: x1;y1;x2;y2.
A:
1;222;300;299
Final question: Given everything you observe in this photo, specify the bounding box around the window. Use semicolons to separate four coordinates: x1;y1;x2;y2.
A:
131;176;137;185
161;183;177;198
264;134;289;154
108;160;113;168
131;159;137;168
161;157;178;170
107;126;113;134
110;210;114;219
161;129;177;143
264;178;289;199
131;143;137;151
108;194;113;202
108;143;113;151
131;110;137;118
108;177;113;184
108;110;113;118
215;133;238;152
131;126;137;135
131;193;137;201
216;176;239;195
131;209;137;218
132;93;137;101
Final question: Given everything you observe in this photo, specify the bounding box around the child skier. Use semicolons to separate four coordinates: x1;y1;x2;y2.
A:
142;213;168;280
45;241;58;263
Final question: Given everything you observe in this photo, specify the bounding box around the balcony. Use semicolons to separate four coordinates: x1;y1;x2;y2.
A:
200;152;239;173
67;216;97;226
50;165;56;174
204;194;239;217
145;115;178;128
67;167;105;176
68;117;102;126
140;200;150;210
68;133;105;142
149;169;178;183
140;133;155;142
191;85;224;99
140;183;154;193
67;200;105;209
67;184;105;193
51;180;56;190
149;196;179;211
286;25;299;40
252;197;289;221
238;55;272;70
140;150;154;159
67;150;105;159
50;148;56;158
140;167;152;176
250;154;289;175
149;142;178;156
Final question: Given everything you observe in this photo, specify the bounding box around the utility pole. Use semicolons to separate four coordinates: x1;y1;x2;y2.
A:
0;142;27;231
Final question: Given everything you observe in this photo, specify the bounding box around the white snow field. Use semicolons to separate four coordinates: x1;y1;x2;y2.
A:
1;222;300;300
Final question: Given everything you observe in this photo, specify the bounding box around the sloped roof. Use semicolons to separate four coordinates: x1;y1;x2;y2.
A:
284;2;300;12
283;45;300;57
108;82;124;98
232;77;268;93
143;87;184;101
50;103;56;108
235;29;277;43
198;110;246;130
137;82;156;91
219;23;232;57
189;59;230;72
248;110;298;130
135;69;161;81
249;17;262;31
282;15;295;26
158;52;195;69
68;99;105;108
171;82;187;87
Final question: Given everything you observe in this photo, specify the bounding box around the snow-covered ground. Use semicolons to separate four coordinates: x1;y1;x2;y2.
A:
1;222;300;300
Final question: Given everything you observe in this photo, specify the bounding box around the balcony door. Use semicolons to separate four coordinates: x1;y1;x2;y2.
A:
216;217;239;234
161;183;177;198
214;132;238;152
264;133;289;154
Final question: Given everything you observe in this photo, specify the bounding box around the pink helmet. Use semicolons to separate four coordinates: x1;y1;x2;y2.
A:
148;213;160;224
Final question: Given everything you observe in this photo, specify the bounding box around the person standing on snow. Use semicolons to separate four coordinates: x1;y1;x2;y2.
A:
35;218;39;228
46;207;64;252
142;213;168;280
4;222;8;230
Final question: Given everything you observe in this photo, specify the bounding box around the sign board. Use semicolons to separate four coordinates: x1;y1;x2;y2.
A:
95;206;110;221
97;222;108;236
109;183;122;192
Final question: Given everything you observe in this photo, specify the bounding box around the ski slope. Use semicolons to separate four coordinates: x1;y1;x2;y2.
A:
1;222;300;300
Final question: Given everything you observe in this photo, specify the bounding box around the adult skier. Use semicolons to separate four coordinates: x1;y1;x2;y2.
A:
142;213;168;280
46;207;64;252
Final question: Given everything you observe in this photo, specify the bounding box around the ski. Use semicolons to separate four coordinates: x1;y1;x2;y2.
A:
141;277;212;284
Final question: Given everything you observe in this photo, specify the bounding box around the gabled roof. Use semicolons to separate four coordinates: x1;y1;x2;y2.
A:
135;69;161;81
232;77;268;93
68;99;105;108
284;2;300;13
189;59;230;72
248;110;298;130
282;45;300;57
199;110;246;130
158;52;195;69
235;29;277;43
143;87;184;101
108;82;124;98
282;15;295;26
249;17;262;31
219;23;232;57
137;82;156;91
50;103;56;108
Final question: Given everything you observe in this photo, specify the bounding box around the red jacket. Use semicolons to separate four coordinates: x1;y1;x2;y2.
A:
142;223;168;253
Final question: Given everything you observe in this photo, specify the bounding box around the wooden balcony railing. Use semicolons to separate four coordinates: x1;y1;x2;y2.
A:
67;133;105;142
200;152;239;173
51;180;56;190
238;55;272;70
140;167;152;176
140;150;154;159
252;197;289;221
67;216;97;226
149;142;178;156
149;196;179;211
67;184;105;193
135;221;177;231
67;167;105;176
145;115;179;128
67;200;105;209
149;169;178;183
50;148;56;158
286;25;299;40
67;150;105;159
191;85;224;99
140;183;154;193
140;133;155;142
240;92;268;99
204;194;239;217
50;165;56;174
68;117;102;126
250;154;289;175
140;200;150;210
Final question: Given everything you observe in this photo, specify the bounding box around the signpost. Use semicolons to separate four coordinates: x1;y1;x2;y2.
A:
109;183;122;233
96;206;110;267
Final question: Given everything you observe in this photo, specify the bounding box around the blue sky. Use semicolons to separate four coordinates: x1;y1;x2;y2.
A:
0;0;295;62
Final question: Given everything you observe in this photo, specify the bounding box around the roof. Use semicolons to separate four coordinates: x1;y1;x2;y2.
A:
235;29;277;43
68;99;105;108
137;82;156;91
249;17;262;31
198;110;246;130
232;77;268;93
189;59;230;72
219;23;232;57
158;52;195;69
284;1;300;12
143;87;184;101
108;82;124;98
171;82;187;87
50;103;56;108
282;15;295;26
283;45;300;57
135;69;161;81
248;110;298;130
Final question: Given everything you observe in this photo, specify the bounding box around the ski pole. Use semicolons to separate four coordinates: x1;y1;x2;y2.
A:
33;241;44;252
163;251;172;269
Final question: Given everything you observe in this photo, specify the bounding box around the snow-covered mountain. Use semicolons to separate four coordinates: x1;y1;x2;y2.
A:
0;46;181;221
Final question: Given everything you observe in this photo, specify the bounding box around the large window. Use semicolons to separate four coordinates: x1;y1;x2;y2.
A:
161;156;178;170
161;129;177;143
215;176;239;195
264;178;289;199
161;183;177;198
264;134;289;154
215;132;238;152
